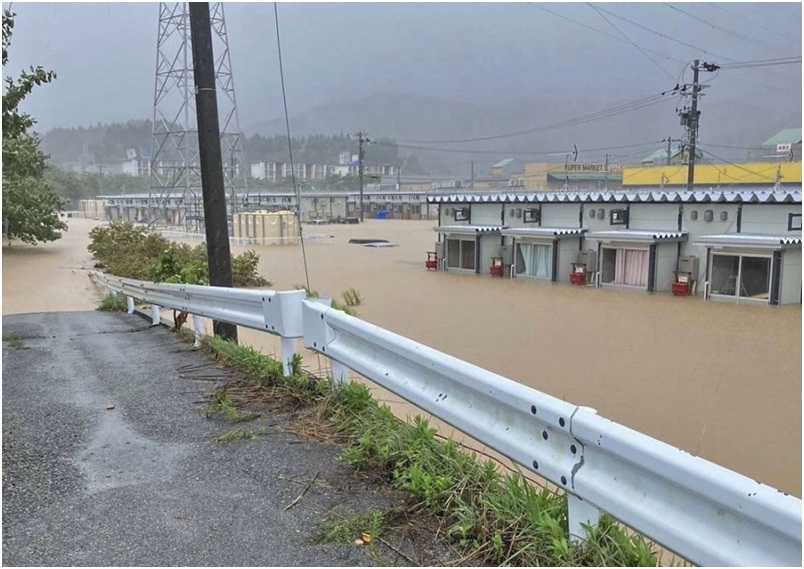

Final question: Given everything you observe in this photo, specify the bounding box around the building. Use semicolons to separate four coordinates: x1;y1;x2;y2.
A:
622;161;802;189
760;128;802;162
522;162;623;191
489;158;524;178
428;188;802;306
249;159;397;182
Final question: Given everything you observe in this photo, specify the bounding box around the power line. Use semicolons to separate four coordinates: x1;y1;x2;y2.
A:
273;2;311;292
588;3;675;81
594;5;734;62
401;90;679;144
664;3;773;49
697;145;788;179
535;5;685;65
376;140;664;158
719;56;802;69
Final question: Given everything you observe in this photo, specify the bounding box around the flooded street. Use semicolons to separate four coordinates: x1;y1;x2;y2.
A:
4;218;801;495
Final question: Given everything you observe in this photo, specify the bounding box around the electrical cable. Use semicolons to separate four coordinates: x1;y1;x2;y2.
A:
718;56;802;69
664;3;774;49
594;5;734;62
400;90;679;144
374;139;665;158
697;145;789;180
589;3;676;81
535;5;685;65
273;2;311;291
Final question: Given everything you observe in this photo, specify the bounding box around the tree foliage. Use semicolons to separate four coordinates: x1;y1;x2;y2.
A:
2;9;66;245
88;221;270;288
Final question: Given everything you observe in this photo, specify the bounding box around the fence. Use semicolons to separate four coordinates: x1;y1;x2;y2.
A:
89;271;802;566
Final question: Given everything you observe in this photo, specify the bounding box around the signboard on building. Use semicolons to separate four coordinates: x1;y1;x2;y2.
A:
777;143;792;153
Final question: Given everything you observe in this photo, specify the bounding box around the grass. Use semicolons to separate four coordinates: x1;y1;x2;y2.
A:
97;292;128;312
2;333;25;350
316;509;388;545
295;285;363;317
214;427;268;444
205;389;261;423
199;335;660;567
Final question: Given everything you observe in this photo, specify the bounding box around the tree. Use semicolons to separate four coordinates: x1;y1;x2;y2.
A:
2;9;66;245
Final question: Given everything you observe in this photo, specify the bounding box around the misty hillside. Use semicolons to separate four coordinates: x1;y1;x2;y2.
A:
248;91;801;174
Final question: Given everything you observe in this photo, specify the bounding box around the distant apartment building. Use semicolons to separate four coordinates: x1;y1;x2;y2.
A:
250;158;397;182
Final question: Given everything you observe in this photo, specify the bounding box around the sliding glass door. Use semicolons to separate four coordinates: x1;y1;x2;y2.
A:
709;253;771;303
600;247;649;288
515;242;552;279
446;238;476;271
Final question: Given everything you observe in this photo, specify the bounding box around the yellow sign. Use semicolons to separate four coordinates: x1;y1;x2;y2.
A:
622;161;802;186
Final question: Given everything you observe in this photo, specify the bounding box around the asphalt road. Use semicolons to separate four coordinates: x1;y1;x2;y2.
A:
2;311;432;566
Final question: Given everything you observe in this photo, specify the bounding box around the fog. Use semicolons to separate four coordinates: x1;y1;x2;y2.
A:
6;2;802;166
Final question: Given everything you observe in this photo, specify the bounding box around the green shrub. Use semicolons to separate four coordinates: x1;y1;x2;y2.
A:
97;293;127;312
88;221;270;287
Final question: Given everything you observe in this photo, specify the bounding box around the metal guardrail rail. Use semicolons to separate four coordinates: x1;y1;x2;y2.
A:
90;271;802;566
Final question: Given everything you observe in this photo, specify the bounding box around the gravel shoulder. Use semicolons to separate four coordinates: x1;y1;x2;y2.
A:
2;311;450;566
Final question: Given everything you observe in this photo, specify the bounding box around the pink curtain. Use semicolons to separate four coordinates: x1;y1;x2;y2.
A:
613;248;649;287
623;249;649;287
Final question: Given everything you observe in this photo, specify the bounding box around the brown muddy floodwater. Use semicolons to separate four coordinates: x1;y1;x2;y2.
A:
3;218;801;496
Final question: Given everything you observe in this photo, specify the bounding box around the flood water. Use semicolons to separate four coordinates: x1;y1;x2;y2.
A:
3;217;801;496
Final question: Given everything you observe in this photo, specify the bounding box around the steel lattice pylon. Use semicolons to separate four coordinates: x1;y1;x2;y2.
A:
149;2;247;232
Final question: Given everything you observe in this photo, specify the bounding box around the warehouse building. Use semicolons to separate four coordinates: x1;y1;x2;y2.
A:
428;189;802;305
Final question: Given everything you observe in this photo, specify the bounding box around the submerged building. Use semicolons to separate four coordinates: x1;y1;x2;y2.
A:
428;188;802;306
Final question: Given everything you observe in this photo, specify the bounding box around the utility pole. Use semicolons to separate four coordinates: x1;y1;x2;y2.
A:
470;160;475;190
189;2;237;342
665;136;673;165
355;131;370;222
679;59;719;192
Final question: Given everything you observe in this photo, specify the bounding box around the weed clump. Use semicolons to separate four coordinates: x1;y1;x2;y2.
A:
97;292;128;312
201;337;659;567
214;427;268;444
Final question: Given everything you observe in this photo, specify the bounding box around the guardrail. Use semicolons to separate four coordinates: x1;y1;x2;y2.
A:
89;271;802;566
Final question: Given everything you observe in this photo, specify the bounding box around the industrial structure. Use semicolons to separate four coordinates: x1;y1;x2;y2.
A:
92;190;438;225
428;188;802;306
149;2;247;231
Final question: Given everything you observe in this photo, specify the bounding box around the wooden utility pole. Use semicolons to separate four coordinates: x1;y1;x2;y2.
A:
189;2;237;342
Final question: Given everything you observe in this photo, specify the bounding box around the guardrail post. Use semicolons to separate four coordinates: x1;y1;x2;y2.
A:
567;493;601;543
192;315;206;348
126;296;135;314
280;337;297;376
150;304;161;326
330;360;349;385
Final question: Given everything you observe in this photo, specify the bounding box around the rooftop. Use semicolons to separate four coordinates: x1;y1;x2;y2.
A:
763;128;802;147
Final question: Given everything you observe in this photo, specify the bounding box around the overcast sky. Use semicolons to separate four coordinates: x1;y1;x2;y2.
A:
6;2;802;143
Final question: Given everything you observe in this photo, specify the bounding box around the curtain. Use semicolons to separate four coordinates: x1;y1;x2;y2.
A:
612;248;649;287
518;243;551;279
623;249;649;287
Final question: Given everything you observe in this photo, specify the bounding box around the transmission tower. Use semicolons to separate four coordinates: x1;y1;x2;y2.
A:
149;2;247;232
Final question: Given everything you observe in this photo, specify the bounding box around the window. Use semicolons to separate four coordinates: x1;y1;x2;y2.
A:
523;208;540;224
446;238;475;270
690;210;698;221
454;207;470;222
704;209;713;222
600;247;648;287
589;209;596;219
609;209;628;226
710;254;771;302
720;211;728;222
597;208;605;219
515;243;552;279
789;213;802;231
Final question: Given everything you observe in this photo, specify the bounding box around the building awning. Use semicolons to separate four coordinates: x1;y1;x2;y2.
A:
501;227;586;239
586;230;687;244
435;225;504;235
695;233;802;249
